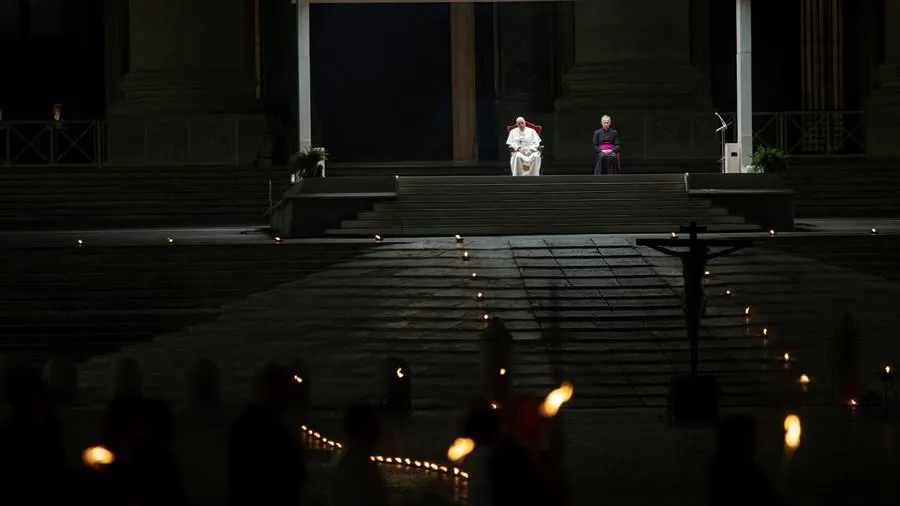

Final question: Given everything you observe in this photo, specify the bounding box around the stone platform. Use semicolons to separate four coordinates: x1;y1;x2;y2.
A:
3;223;900;506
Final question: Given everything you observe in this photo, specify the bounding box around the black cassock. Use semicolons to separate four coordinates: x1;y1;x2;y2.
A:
593;128;621;175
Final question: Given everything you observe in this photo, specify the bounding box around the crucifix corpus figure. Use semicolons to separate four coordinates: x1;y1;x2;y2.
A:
637;223;753;422
506;117;542;177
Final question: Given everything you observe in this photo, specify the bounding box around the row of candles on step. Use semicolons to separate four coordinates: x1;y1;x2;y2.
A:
707;268;895;405
67;225;886;248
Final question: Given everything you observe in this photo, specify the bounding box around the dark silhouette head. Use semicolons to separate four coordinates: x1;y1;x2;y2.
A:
252;363;295;410
508;395;544;444
6;368;51;417
715;413;758;460
344;404;383;453
462;397;501;445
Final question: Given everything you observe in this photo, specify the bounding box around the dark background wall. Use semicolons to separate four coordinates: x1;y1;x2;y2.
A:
0;0;886;159
0;0;105;119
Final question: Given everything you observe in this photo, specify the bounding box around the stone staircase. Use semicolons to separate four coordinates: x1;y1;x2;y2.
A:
327;174;759;236
785;159;900;217
0;165;290;230
325;160;720;177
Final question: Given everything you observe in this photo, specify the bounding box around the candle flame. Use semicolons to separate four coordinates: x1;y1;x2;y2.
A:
82;446;114;468
744;306;751;315
490;401;499;410
540;381;574;417
783;352;789;361
886;365;892;375
849;398;858;407
293;375;303;383
783;414;801;450
499;368;506;375
395;368;404;378
799;374;810;384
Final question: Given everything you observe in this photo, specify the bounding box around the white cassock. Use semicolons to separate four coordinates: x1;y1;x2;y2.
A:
506;127;542;177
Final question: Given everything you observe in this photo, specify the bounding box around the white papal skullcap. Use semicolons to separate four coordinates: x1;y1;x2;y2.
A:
516;117;525;123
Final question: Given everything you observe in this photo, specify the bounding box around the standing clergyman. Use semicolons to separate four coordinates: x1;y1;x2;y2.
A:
593;115;620;175
507;117;542;177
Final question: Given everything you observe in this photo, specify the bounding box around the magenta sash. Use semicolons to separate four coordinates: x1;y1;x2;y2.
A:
599;144;615;151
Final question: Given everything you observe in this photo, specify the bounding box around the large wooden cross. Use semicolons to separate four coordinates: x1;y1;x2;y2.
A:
637;222;753;378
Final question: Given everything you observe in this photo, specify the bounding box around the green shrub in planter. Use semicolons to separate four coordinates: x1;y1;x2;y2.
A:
290;146;329;179
750;147;788;174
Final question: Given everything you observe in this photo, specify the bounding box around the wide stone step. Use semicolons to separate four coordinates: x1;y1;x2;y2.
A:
396;193;689;204
357;207;730;220
341;213;747;227
327;222;760;236
374;199;714;211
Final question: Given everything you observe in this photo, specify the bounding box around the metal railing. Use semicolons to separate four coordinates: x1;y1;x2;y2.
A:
0;111;868;167
638;110;866;160
0;117;240;167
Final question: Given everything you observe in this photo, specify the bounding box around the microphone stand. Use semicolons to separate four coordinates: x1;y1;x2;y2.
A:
714;112;732;173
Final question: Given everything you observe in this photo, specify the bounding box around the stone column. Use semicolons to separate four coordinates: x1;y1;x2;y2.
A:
864;1;900;156
451;3;477;162
105;0;263;164
554;0;712;163
495;3;554;152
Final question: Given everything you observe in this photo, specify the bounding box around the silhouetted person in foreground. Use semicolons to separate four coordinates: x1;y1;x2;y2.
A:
462;398;501;506
97;396;188;506
0;368;67;502
708;414;780;506
228;364;307;506
490;395;559;506
330;404;389;506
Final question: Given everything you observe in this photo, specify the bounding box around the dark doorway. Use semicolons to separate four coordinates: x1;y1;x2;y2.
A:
0;0;105;120
309;4;453;162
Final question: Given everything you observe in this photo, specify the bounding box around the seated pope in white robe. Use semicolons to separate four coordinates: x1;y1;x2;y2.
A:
506;117;542;177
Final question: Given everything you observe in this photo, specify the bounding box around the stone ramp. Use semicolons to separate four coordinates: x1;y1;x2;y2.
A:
786;160;900;217
328;175;759;237
0;165;288;230
66;234;865;410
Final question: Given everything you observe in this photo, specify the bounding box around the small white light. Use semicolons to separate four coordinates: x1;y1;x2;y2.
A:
455;234;464;243
762;327;769;337
871;228;878;234
499;368;506;375
744;306;751;315
167;236;174;244
463;251;470;260
470;272;478;279
76;238;84;247
374;234;383;242
783;352;790;362
671;232;678;238
482;313;490;320
475;292;484;300
723;289;732;296
704;270;711;277
769;229;776;237
274;236;283;243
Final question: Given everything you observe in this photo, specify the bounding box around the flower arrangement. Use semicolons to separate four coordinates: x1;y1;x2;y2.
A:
291;146;329;179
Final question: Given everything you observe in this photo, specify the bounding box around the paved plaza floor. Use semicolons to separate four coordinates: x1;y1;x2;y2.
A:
4;221;900;505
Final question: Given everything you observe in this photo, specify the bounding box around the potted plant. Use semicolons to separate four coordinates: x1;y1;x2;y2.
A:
750;147;788;174
290;146;329;183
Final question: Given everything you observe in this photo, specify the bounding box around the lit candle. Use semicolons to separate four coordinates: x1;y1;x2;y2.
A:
671;232;678;238
723;289;732;296
769;229;777;237
274;236;283;243
395;367;404;378
455;234;464;243
374;234;383;242
167;236;174;244
463;251;470;261
470;272;478;279
82;446;114;469
475;292;484;301
447;438;475;462
540;381;574;417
